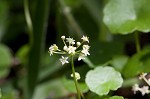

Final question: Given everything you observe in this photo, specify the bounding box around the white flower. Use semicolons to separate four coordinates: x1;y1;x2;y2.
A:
67;46;76;54
71;41;75;45
78;53;85;61
139;73;147;80
81;48;90;56
139;86;150;96
66;37;75;44
49;44;58;56
81;35;89;43
63;46;68;51
83;45;90;50
77;42;81;46
61;36;65;40
71;72;80;80
59;56;69;65
132;84;140;94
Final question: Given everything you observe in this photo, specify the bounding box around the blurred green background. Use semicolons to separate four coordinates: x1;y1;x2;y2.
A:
0;0;150;99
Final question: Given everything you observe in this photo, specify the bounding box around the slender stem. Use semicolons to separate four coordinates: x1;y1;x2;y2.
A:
134;32;140;53
71;56;81;99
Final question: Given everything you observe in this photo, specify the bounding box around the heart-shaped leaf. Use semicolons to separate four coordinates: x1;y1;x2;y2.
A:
103;0;150;34
85;66;123;96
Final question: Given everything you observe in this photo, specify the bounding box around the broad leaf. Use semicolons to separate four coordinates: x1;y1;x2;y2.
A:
0;44;12;78
85;66;123;96
123;47;150;78
62;76;88;93
109;96;124;99
103;0;150;34
33;79;68;99
111;55;129;72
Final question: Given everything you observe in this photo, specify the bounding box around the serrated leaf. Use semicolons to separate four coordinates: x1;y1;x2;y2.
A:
85;66;123;96
108;96;124;99
103;0;150;34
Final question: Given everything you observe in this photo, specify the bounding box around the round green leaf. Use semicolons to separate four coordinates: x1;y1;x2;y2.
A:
0;44;12;69
111;55;129;72
62;76;88;93
85;66;123;96
0;44;12;78
103;0;150;34
109;96;124;99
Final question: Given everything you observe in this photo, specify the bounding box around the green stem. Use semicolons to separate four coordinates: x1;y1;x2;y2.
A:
71;56;81;99
134;32;140;53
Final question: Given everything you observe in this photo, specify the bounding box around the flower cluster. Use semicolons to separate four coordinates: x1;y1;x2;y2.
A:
48;35;90;65
132;73;150;96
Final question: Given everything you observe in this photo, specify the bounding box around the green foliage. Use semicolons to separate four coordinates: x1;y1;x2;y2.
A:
0;82;18;99
108;96;124;99
1;0;150;98
103;0;150;34
85;66;123;96
0;1;8;41
16;45;29;64
88;41;124;65
33;79;68;99
62;76;88;93
123;46;150;78
0;44;12;78
111;55;128;72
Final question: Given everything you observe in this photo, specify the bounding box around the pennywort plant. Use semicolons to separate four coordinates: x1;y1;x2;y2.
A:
48;35;90;99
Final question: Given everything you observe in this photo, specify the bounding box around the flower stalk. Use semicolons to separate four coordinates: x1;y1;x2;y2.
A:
71;55;81;99
48;35;89;99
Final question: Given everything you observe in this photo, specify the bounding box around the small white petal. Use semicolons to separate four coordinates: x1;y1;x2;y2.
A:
81;35;89;43
78;53;85;61
71;42;75;45
132;84;140;94
140;86;150;96
61;36;65;40
49;44;58;56
77;42;81;46
81;49;90;56
59;56;69;65
83;45;90;50
63;46;68;51
71;72;80;80
67;46;76;54
66;37;75;44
